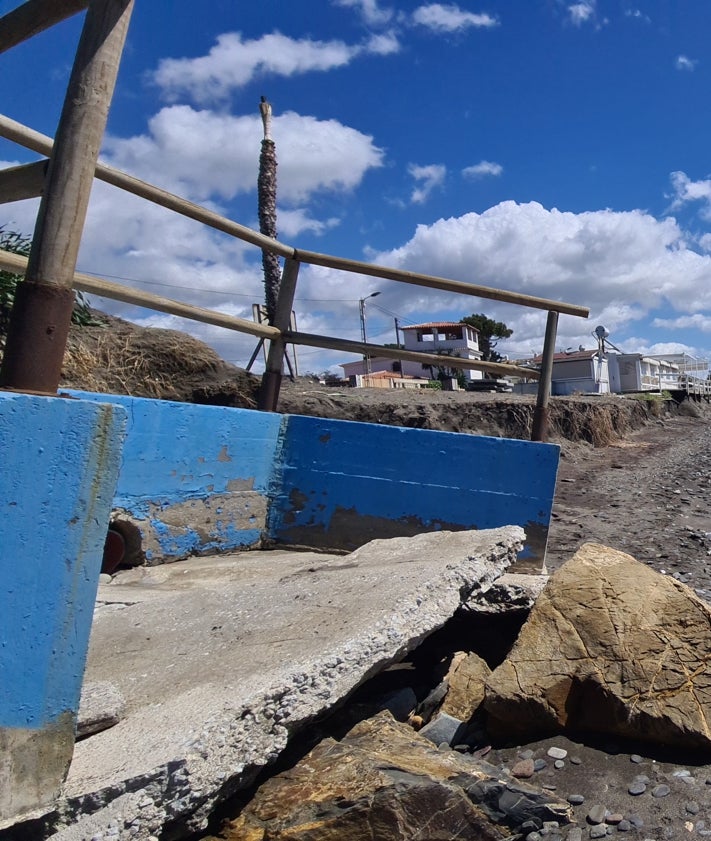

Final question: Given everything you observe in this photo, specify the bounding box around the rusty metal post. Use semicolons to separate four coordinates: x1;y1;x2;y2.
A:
531;310;558;442
0;0;134;393
258;258;300;412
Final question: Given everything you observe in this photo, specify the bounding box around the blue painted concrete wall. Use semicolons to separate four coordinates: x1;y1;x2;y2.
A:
64;393;559;568
0;392;125;821
68;392;284;561
269;415;559;564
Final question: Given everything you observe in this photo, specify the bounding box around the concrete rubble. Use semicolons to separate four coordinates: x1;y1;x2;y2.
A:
40;526;526;841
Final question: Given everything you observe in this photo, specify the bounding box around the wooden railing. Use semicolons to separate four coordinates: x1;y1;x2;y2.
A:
0;2;590;441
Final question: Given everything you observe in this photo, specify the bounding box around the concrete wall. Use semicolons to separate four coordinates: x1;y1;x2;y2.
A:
68;392;283;563
68;393;560;569
269;415;559;567
0;393;126;826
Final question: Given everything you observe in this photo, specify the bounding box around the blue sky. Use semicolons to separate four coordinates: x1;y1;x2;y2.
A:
4;0;711;372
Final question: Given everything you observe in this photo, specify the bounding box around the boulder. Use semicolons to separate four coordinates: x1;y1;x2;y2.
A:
485;543;711;752
217;711;570;840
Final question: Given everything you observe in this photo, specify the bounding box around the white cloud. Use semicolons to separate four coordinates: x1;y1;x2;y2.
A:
675;55;697;71
462;160;503;179
652;314;711;332
153;32;396;103
668;171;711;220
408;163;446;204
412;4;498;33
103;106;384;205
357;201;711;354
332;0;394;26
277;208;341;238
625;9;650;23
568;2;595;26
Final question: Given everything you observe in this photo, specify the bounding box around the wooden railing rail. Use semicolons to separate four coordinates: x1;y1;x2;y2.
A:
0;250;279;340
0;111;591;440
0;114;589;319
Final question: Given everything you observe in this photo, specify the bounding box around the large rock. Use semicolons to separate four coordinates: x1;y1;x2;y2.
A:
485;543;711;752
215;711;570;840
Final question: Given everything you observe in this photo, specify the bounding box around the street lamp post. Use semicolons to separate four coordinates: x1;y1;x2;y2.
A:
359;291;381;384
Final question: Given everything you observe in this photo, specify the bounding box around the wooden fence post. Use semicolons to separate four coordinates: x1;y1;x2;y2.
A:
0;0;134;393
531;310;558;442
258;258;300;412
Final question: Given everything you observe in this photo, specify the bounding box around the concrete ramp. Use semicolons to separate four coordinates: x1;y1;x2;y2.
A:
47;527;524;840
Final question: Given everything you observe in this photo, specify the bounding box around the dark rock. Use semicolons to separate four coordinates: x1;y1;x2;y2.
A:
627;781;646;796
419;712;467;747
568;795;585;806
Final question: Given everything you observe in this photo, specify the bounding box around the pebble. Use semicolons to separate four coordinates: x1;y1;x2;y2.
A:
617;820;632;832
590;826;607;838
587;805;607;825
568;794;585;806
686;802;701;815
548;747;568;760
570;756;583;765
630;754;643;764
534;758;548;771
628;815;644;829
554;759;565;770
568;829;583;841
652;784;671;798
526;833;542;841
634;774;651;785
628;781;647;796
519;749;534;760
512;758;536;779
607;814;624;825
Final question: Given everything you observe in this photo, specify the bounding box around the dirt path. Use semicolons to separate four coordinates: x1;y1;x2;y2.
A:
548;413;711;600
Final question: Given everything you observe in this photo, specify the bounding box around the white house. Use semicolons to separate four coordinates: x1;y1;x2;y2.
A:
517;349;611;396
341;321;485;386
607;354;680;393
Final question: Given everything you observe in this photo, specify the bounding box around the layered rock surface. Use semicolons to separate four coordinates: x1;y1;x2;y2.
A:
213;712;570;841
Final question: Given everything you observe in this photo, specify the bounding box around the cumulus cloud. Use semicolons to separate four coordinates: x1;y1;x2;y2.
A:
332;0;394;26
462;160;503;179
103;106;384;204
675;55;697;71
567;1;596;26
153;31;396;103
407;163;446;204
668;171;711;220
412;4;498;32
358;201;711;356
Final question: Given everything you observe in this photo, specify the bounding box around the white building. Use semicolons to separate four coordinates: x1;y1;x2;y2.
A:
341;321;484;386
607;354;680;393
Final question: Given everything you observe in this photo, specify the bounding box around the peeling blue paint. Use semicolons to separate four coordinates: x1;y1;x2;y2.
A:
0;393;125;729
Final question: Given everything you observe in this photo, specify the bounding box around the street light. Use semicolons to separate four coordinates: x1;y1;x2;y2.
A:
359;291;381;382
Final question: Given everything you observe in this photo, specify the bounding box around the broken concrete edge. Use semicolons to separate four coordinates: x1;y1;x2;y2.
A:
465;571;550;614
43;526;524;841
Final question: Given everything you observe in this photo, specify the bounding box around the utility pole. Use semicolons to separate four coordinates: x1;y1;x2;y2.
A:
359;291;380;384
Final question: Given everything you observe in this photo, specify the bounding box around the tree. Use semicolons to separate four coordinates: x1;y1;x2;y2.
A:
0;226;95;346
460;313;513;363
0;227;30;340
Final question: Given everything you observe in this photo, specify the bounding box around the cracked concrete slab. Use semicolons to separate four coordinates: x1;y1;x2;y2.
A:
44;526;524;840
